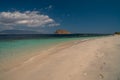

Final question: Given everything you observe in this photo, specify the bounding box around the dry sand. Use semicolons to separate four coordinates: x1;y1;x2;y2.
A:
0;35;120;80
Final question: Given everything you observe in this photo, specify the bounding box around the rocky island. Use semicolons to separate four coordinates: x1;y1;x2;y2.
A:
55;29;71;34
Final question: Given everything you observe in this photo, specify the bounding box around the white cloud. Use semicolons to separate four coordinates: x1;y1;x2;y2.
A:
48;23;60;27
48;5;52;9
45;5;53;10
0;11;59;29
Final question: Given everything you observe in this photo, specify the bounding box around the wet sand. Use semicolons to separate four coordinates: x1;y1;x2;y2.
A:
0;36;120;80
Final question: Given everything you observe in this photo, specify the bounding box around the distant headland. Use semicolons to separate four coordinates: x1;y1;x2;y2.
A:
114;32;120;35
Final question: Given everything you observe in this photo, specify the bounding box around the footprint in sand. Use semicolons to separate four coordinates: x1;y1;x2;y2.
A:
99;73;104;79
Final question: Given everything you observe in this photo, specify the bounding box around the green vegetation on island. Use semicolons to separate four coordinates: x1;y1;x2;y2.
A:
114;32;120;35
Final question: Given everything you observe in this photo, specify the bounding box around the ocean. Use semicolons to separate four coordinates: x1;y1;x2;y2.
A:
0;34;110;73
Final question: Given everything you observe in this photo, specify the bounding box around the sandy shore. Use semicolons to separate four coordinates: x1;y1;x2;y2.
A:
0;36;120;80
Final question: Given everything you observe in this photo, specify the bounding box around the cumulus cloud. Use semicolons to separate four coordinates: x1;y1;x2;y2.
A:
48;23;60;27
45;5;53;10
0;11;59;29
48;5;53;9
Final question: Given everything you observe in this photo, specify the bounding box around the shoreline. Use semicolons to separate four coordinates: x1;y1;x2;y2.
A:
1;35;120;80
0;37;92;74
2;37;92;73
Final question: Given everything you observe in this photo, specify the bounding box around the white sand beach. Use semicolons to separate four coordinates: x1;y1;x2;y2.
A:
0;35;120;80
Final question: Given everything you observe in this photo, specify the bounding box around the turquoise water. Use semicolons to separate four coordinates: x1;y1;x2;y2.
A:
0;37;90;60
0;37;99;72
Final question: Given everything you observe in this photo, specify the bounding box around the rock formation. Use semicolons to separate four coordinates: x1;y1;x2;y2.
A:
55;29;71;34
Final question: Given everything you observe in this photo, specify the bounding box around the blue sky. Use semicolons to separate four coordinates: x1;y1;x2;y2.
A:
0;0;120;33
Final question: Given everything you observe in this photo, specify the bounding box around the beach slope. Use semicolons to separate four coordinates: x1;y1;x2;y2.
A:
1;36;120;80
